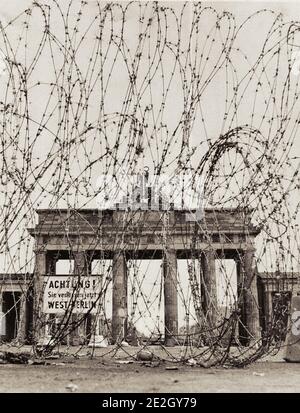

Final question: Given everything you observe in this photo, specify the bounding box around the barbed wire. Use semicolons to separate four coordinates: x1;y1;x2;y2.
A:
0;1;299;367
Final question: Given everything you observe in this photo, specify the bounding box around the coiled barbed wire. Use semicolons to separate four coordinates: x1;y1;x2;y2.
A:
0;1;299;367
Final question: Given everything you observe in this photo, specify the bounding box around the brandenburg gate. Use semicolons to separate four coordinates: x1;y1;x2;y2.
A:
28;206;261;346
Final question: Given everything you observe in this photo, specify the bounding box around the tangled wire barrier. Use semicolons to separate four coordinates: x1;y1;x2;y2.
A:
0;0;299;367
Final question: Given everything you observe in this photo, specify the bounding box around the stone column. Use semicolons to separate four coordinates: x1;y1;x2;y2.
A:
16;290;28;344
163;249;178;346
263;289;271;328
236;257;247;344
112;251;128;343
71;251;87;345
239;248;260;345
33;250;47;344
201;249;218;327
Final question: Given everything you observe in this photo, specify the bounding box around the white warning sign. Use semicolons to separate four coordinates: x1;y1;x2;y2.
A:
43;276;101;314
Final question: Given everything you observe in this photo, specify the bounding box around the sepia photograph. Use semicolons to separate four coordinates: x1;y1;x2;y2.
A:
0;0;299;401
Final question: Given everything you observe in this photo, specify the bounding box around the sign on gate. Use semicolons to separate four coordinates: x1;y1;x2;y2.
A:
43;276;102;314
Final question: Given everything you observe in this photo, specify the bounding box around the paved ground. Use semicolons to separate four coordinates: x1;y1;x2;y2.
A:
0;345;299;393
